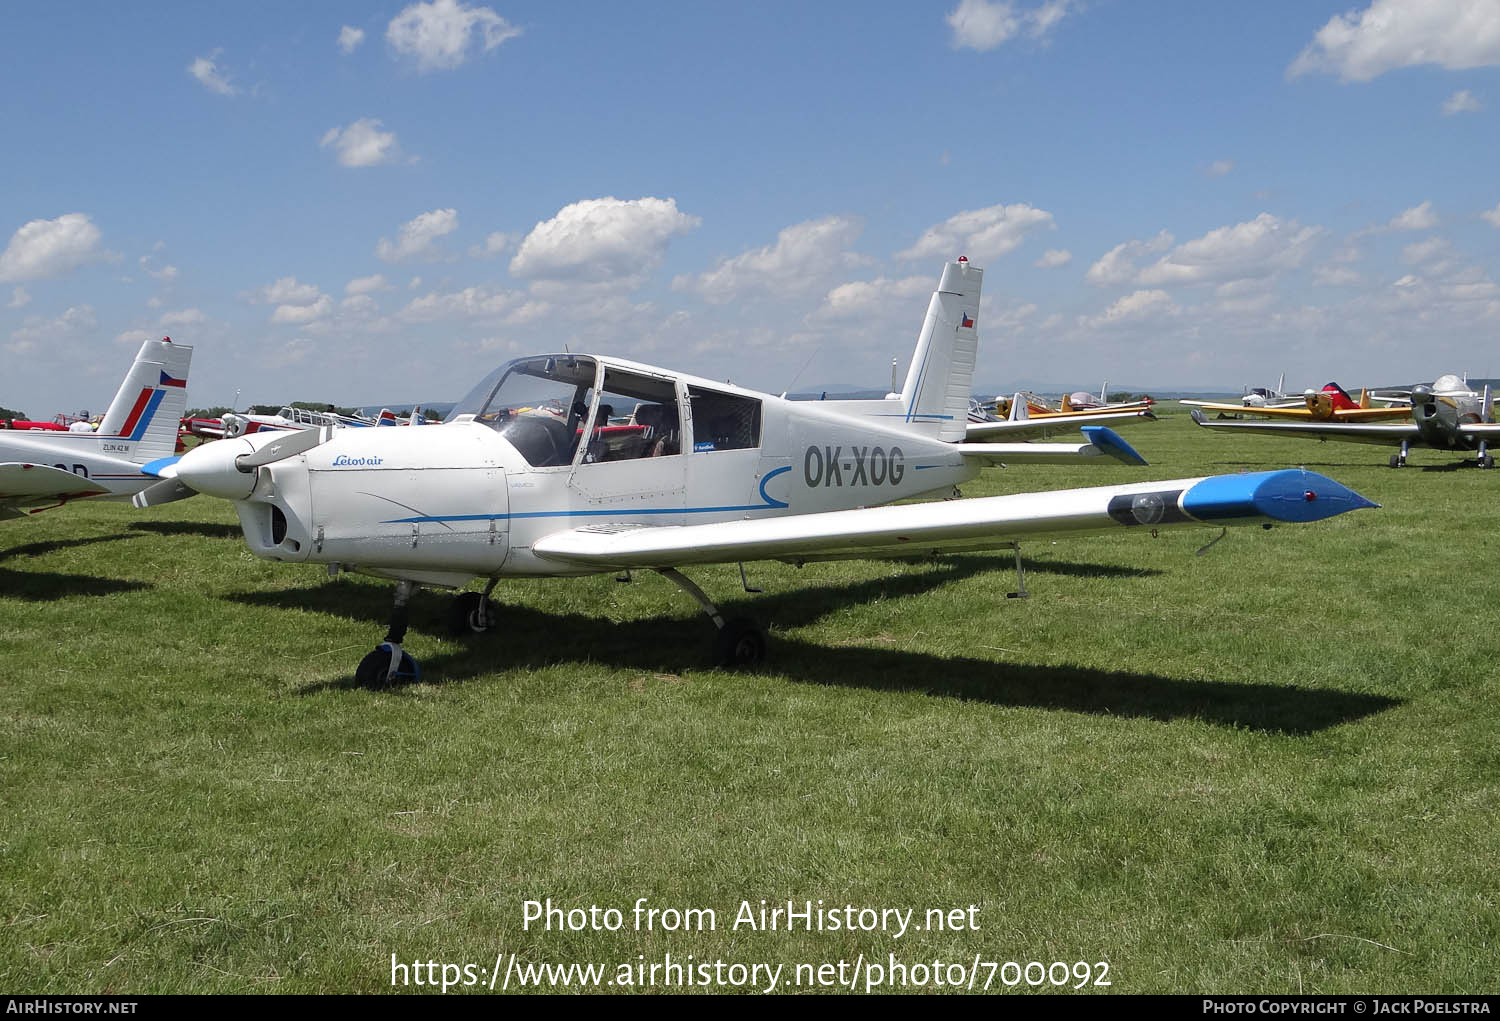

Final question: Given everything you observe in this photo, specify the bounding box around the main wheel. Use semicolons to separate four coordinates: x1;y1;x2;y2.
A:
713;617;767;668
1389;454;1404;468
355;644;421;688
1480;455;1495;470
450;591;500;635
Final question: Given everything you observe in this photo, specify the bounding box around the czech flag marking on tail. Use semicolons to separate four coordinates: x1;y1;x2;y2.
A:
159;370;187;388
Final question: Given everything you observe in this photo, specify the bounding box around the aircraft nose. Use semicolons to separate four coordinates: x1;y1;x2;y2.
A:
176;438;259;500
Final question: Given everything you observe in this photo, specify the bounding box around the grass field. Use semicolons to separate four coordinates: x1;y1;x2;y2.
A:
3;406;1497;994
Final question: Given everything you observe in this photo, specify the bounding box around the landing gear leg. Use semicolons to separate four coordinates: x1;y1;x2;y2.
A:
356;580;422;687
1006;544;1029;599
450;578;500;635
658;568;766;668
1478;440;1493;470
1389;440;1410;469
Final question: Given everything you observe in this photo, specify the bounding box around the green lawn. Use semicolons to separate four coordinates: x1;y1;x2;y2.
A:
2;407;1496;993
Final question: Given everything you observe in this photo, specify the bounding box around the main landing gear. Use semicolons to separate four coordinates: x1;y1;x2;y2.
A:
355;580;423;688
658;567;767;668
1477;440;1494;470
450;579;500;635
1389;440;1411;469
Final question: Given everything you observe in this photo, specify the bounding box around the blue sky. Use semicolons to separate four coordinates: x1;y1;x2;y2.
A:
4;0;1499;415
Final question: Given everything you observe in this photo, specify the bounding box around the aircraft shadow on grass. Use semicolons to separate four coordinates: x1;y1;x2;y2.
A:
231;559;1394;734
129;521;246;540
0;533;149;601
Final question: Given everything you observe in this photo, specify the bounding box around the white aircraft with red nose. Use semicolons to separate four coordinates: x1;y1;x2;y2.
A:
157;259;1376;684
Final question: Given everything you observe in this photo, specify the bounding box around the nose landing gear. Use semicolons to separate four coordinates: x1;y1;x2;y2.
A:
355;580;423;688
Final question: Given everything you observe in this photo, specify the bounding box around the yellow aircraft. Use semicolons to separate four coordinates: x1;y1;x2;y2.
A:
1180;382;1409;422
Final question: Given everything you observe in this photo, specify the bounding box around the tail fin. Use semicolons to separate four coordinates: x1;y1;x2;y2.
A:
1483;384;1494;424
97;337;193;462
1007;393;1029;421
895;258;982;442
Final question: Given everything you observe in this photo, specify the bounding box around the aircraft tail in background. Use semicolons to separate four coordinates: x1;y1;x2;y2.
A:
97;337;193;462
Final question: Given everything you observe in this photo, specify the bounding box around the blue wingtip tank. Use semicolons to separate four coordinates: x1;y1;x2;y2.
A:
1181;469;1379;524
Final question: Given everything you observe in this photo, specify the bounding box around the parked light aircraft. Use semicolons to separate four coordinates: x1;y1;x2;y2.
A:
1059;381;1153;414
1190;374;1500;468
981;393;1157;432
1;337;193;518
1182;381;1408;423
153;259;1375;683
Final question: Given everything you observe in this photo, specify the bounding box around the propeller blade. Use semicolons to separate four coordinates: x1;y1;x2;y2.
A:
235;426;330;470
132;478;196;509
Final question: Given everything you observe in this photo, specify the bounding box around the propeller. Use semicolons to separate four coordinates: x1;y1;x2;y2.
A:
234;425;331;470
132;478;195;509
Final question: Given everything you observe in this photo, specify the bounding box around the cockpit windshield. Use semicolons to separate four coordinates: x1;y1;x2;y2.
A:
451;355;598;467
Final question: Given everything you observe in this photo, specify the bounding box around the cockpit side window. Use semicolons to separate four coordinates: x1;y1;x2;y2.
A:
457;355;598;467
579;369;683;464
687;386;761;452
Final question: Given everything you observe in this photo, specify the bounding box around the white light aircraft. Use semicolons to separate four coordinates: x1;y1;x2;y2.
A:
158;259;1376;683
1;337;193;519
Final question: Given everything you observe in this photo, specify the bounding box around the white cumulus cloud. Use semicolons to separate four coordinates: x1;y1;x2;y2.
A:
320;119;403;168
271;295;334;324
1034;248;1072;268
1134;214;1322;287
1442;88;1484;114
1388;200;1438;231
187;52;238;95
1482;201;1500;227
377;208;460;263
8;287;29;309
0;213;104;283
339;26;366;54
673;216;865;304
346;274;389;296
1085;230;1174;287
946;0;1075;51
1084;289;1179;328
1288;0;1500;82
252;277;324;305
814;276;933;320
896;202;1055;262
510;197;699;288
387;0;522;72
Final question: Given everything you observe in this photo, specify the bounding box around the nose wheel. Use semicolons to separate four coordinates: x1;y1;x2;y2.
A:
355;580;423;688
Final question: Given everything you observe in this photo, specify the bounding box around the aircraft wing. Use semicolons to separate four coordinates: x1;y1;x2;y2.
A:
1459;423;1500;438
1189;409;1419;446
0;462;111;503
1180;402;1408;422
530;469;1375;570
965;409;1155;442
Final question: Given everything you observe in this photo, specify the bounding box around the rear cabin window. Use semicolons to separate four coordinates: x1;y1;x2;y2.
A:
688;386;761;452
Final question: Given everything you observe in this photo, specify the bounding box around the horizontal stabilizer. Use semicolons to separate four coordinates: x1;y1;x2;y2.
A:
960;426;1147;466
0;462;111;500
